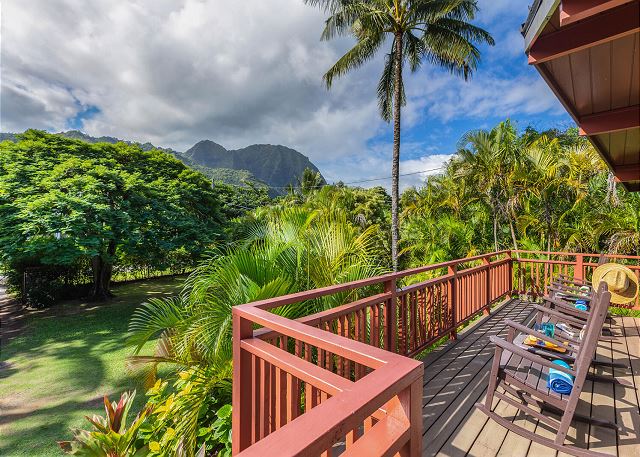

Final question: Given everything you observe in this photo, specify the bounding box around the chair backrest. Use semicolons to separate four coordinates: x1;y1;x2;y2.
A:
572;282;611;379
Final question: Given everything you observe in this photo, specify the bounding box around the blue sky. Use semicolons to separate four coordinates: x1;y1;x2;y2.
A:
361;0;574;167
1;0;574;189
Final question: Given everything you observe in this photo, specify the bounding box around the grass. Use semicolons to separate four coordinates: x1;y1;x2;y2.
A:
609;306;640;318
0;276;185;457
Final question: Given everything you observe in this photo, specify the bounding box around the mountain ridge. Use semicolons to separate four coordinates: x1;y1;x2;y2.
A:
0;130;325;195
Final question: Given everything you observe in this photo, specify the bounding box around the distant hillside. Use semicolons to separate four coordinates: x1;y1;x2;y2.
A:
0;130;325;195
184;140;325;192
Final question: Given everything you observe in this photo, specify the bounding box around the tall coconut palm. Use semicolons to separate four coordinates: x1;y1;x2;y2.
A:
305;0;494;270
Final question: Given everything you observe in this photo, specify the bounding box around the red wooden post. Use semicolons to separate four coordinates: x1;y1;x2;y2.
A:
506;250;513;297
574;253;584;282
482;256;491;315
384;277;397;353
398;376;424;456
232;310;254;454
448;264;457;340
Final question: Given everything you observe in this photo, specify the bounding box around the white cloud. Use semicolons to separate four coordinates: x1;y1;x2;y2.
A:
319;146;452;192
1;0;564;186
406;70;564;123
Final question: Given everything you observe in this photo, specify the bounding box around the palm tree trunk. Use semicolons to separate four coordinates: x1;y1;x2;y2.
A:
493;213;499;252
509;219;519;254
391;32;403;272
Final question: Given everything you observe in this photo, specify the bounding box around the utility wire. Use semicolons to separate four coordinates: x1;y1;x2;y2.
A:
257;166;445;190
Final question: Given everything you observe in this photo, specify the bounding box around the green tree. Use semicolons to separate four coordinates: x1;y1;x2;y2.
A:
298;167;325;196
306;0;494;270
212;181;271;220
0;131;225;300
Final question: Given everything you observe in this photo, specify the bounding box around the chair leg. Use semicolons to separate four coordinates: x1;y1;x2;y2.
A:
484;346;503;409
476;404;614;457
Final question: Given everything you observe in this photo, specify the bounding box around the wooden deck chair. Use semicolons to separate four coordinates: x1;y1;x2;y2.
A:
537;294;615;333
508;301;630;378
554;255;609;291
548;284;593;303
476;283;617;457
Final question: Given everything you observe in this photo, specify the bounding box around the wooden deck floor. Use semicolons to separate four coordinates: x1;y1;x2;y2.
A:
420;298;640;457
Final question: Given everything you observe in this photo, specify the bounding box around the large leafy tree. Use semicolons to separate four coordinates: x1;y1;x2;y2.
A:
397;122;639;269
0;131;225;299
306;0;494;270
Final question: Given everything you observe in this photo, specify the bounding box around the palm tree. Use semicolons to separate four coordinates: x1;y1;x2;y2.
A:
128;207;384;372
453;120;522;252
305;0;494;270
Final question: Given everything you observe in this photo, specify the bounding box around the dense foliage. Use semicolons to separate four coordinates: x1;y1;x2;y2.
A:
0;130;225;302
400;122;639;267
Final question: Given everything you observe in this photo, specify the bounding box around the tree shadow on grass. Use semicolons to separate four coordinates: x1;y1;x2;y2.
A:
0;277;184;457
0;393;149;457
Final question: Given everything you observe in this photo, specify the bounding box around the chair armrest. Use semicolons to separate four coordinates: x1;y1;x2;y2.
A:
556;274;591;286
504;319;576;351
533;304;586;326
489;335;576;376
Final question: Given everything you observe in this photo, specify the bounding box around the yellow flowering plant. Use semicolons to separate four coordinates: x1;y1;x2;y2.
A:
137;367;231;457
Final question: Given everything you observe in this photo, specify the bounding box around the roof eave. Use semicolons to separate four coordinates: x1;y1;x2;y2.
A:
522;0;561;51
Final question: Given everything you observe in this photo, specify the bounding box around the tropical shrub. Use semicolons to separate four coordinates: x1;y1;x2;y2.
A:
126;207;385;454
128;207;385;370
59;391;151;456
138;368;231;457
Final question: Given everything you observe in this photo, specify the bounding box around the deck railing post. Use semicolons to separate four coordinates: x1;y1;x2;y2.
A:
232;310;254;455
506;250;514;297
482;256;491;315
574;253;584;282
384;277;397;353
399;375;424;457
448;264;457;340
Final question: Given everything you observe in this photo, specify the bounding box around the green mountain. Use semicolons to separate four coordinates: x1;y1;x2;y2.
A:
0;130;325;195
184;140;325;192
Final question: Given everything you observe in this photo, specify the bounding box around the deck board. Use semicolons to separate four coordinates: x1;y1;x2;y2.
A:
420;298;640;457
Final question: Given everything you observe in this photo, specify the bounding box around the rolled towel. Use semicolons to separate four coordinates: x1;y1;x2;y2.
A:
574;300;588;311
547;359;574;395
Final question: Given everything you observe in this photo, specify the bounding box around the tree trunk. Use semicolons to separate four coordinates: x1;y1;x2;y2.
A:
509;219;519;255
390;32;403;272
493;213;499;252
90;241;115;300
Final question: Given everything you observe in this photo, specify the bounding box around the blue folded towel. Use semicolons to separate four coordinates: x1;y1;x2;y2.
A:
574;300;588;311
548;359;574;395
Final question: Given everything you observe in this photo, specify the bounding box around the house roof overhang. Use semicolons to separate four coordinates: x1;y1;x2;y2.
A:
523;0;640;191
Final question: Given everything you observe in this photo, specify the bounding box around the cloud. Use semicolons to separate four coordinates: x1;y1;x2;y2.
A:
405;70;564;124
1;0;564;185
1;0;383;159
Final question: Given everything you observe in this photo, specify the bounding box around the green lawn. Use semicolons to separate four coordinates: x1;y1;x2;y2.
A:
0;276;185;457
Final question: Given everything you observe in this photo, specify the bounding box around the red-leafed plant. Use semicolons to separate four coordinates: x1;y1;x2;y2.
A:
58;391;151;456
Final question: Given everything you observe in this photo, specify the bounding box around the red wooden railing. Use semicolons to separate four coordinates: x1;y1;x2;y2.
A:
232;251;512;456
232;250;639;456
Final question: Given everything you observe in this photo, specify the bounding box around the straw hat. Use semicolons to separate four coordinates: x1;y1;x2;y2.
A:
592;263;639;305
